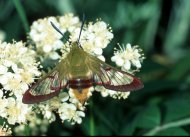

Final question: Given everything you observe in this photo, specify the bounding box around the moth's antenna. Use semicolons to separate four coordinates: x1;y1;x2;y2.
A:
50;21;69;43
77;14;85;48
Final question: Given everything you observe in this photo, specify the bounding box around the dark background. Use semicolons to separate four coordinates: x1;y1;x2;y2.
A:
1;0;190;136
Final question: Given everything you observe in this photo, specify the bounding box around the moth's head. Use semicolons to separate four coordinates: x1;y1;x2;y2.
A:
72;41;80;48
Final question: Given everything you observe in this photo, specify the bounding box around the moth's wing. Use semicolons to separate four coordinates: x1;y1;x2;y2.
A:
22;69;67;104
90;57;143;92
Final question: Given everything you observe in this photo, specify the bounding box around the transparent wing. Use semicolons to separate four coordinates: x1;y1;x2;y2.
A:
92;60;143;92
22;70;67;104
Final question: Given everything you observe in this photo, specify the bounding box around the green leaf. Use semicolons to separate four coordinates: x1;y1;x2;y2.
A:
96;124;112;136
4;15;22;41
130;80;178;102
163;93;190;123
167;54;190;81
12;0;29;33
136;105;161;128
119;118;138;136
156;127;189;136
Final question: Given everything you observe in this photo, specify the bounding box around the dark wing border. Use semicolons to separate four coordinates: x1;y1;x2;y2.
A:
22;70;67;104
91;57;144;92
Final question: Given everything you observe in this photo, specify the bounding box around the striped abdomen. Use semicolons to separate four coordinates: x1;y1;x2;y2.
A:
68;78;94;104
68;79;93;90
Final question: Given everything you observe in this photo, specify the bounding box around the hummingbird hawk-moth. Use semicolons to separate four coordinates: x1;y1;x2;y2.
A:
22;17;143;104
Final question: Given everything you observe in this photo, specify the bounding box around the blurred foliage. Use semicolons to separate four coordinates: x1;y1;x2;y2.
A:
1;0;190;136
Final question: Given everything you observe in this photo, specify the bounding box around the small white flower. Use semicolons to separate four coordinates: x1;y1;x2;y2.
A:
123;60;131;70
0;123;12;136
36;103;56;123
2;60;13;67
45;110;53;119
11;63;19;73
59;92;70;102
94;48;103;55
0;65;8;74
0;90;3;98
95;86;109;97
115;58;124;66
58;102;85;124
59;13;80;33
0;74;8;85
6;99;32;125
73;111;85;124
97;55;106;62
49;52;60;60
2;73;21;91
111;43;144;71
43;45;52;53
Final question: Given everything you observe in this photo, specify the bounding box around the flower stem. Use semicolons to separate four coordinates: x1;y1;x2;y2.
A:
12;0;29;33
144;117;190;136
90;99;95;136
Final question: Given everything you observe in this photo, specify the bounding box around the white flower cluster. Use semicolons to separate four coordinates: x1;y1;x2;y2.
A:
69;20;113;61
111;43;145;71
29;13;80;60
14;117;49;136
29;13;113;62
0;123;12;136
37;92;86;125
0;41;40;126
95;43;144;99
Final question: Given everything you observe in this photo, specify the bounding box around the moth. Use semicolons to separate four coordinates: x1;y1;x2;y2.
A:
22;17;144;104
